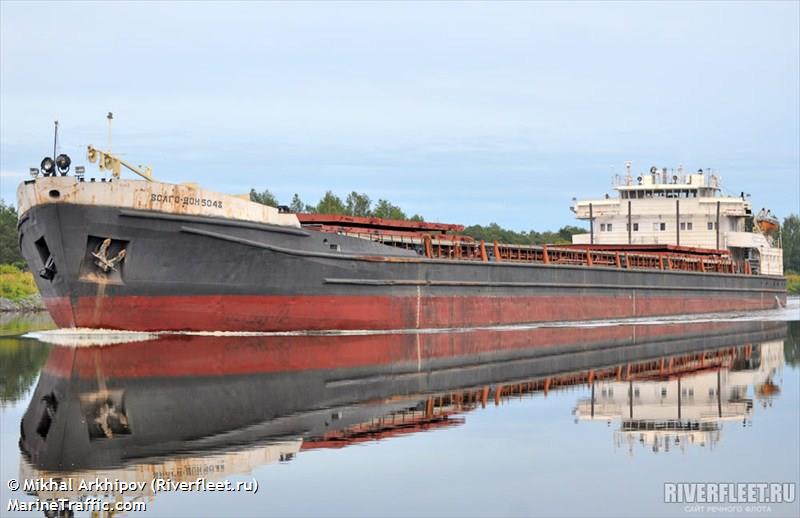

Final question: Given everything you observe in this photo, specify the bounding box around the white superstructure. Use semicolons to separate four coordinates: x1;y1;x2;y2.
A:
571;163;783;275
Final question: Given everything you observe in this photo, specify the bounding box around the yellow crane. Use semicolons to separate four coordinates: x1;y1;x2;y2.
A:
86;112;154;181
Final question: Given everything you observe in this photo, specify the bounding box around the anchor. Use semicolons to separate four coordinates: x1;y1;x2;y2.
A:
92;238;126;273
93;400;129;439
38;255;57;280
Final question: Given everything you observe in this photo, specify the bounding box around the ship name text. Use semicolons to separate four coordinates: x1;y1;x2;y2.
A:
151;193;223;208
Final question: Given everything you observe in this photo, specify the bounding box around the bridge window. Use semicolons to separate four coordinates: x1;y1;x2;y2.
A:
653;222;666;231
707;222;717;230
680;222;693;231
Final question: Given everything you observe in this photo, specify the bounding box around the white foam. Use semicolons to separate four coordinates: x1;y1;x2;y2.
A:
25;328;159;347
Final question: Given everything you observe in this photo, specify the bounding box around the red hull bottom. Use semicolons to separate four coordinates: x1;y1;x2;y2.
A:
44;293;781;332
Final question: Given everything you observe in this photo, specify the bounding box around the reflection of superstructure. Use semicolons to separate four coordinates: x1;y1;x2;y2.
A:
574;340;785;453
19;321;787;512
571;164;783;275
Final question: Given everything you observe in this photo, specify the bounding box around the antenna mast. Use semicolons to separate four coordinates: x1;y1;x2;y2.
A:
87;113;154;181
53;120;59;161
107;112;113;155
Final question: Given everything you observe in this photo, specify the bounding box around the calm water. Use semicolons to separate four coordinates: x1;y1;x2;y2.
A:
1;303;799;518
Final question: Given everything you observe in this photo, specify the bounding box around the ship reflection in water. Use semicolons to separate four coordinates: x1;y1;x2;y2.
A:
575;336;784;454
15;320;796;515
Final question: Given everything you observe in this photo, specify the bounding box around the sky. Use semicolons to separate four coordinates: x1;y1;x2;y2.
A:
1;1;798;230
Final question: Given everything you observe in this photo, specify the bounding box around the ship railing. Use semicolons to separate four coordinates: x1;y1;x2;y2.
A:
489;244;739;274
329;227;745;275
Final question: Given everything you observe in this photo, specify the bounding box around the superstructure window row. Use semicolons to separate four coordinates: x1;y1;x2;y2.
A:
620;189;702;199
601;221;712;233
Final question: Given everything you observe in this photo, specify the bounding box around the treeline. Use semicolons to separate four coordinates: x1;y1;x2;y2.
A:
249;189;585;246
250;189;424;221
783;214;800;274
250;188;588;245
0;200;25;269
463;223;586;245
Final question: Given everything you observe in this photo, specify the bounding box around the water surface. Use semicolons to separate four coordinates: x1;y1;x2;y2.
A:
1;304;798;517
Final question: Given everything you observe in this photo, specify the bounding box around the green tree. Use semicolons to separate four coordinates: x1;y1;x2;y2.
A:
409;214;425;222
372;199;406;220
0;200;25;268
463;223;526;244
782;214;800;273
289;193;305;213
557;225;585;243
250;188;279;207
315;191;346;214
345;191;372;217
462;223;584;245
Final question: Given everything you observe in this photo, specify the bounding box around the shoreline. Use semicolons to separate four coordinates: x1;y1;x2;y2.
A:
0;294;46;313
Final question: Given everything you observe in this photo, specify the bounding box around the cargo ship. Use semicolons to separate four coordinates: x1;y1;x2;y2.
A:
15;126;787;331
